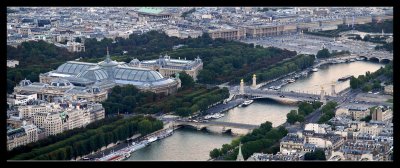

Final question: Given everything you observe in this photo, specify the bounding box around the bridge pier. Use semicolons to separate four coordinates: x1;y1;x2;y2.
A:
252;74;257;89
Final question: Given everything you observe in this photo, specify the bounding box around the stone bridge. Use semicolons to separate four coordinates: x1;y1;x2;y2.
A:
174;121;259;131
231;86;339;104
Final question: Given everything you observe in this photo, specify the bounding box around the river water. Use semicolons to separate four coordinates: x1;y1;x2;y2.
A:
127;60;384;161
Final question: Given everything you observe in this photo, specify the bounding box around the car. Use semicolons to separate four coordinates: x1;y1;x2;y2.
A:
374;92;379;95
368;91;373;94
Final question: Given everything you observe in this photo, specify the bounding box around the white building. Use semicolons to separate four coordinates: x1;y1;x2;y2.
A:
359;124;382;136
304;123;327;134
305;136;333;149
31;100;105;137
7;60;19;68
66;41;85;52
18;103;59;119
8;93;37;106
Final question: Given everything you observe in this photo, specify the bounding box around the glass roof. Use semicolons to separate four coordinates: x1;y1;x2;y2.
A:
56;62;96;75
76;67;108;81
113;67;164;82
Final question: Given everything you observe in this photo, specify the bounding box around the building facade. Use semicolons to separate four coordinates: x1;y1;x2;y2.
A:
208;28;246;40
280;133;305;153
7;60;19;68
130;54;203;81
16;49;180;99
7;124;38;151
372;106;392;122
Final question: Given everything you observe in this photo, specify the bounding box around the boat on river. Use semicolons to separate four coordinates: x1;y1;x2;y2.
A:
242;100;254;107
338;75;353;81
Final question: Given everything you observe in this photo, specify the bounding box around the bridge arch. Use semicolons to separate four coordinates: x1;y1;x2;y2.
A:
177;124;205;131
369;57;380;63
380;58;391;64
249;95;299;105
359;56;368;60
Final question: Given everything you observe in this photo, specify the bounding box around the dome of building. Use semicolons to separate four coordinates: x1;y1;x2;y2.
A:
98;59;119;67
19;79;32;86
50;78;73;87
113;67;164;82
129;58;140;66
98;47;119;67
76;66;108;81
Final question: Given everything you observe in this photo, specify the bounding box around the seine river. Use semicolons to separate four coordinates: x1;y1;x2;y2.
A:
127;60;384;161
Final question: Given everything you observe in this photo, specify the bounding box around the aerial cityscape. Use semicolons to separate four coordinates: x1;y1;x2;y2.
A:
7;7;393;161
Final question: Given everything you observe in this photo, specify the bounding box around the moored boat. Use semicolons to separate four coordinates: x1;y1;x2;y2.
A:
242;100;254;107
338;75;353;81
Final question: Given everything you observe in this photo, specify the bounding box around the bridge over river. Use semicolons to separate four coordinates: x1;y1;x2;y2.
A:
174;120;259;131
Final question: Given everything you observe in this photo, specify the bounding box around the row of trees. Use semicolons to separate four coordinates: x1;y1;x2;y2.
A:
238;54;315;85
375;42;393;52
136;86;229;117
7;116;122;159
102;83;229;117
353;20;393;33
349;34;388;44
209;121;288;160
101;85;163;115
316;48;350;59
318;101;338;124
11;115;163;160
286;101;322;124
181;45;297;84
350;61;392;92
304;28;348;37
303;20;393;38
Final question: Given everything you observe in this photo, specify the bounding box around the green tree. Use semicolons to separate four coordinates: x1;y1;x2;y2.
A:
178;72;195;89
210;148;221;158
75;37;82;43
138;119;152;135
304;149;326;160
286;110;299;124
298;102;314;116
362;84;372;92
316;48;331;59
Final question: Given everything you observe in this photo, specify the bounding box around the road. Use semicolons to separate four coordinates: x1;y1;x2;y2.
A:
83;134;141;160
305;108;322;123
203;98;244;115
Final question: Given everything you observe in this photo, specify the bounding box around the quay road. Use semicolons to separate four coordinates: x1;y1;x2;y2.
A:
82;133;141;160
203;98;244;115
